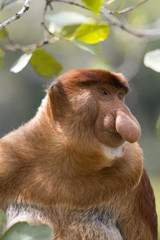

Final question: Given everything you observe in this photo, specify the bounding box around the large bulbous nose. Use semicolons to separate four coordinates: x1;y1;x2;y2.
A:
115;109;141;143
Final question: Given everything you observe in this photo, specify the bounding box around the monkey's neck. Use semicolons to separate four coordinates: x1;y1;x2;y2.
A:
33;95;125;166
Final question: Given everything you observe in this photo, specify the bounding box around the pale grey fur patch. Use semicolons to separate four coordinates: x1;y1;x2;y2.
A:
4;202;50;230
102;143;126;160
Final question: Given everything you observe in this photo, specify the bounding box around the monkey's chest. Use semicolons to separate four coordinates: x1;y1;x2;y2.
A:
4;203;123;240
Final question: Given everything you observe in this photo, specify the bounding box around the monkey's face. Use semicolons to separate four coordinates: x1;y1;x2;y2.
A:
48;69;141;148
92;83;141;148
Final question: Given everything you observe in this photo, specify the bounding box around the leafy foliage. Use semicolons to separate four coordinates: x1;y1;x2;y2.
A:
61;24;81;38
0;2;110;77
0;0;159;79
46;11;90;26
0;6;110;78
10;53;32;73
80;0;103;14
10;49;62;77
73;23;109;43
144;49;160;72
30;49;62;77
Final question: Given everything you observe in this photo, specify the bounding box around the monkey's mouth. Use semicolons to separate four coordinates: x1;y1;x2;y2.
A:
104;129;122;138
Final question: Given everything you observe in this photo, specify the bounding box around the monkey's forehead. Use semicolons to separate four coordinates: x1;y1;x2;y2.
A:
52;69;130;93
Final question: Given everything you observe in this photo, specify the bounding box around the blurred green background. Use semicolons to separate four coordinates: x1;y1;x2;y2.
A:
0;0;159;237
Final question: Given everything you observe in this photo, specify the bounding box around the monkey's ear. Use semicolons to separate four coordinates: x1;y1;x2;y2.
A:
48;80;59;104
48;81;61;121
49;81;59;93
48;81;69;122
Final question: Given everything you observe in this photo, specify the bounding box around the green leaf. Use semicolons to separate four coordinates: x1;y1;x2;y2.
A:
80;0;103;14
46;12;90;26
10;53;32;73
73;23;109;44
61;24;81;38
3;222;52;240
73;40;101;54
156;116;160;138
30;48;62;77
144;49;160;72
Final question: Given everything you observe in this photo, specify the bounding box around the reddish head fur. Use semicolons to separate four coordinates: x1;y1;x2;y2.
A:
51;69;130;92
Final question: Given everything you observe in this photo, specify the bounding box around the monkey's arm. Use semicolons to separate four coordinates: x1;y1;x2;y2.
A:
119;169;157;240
0;125;47;209
137;169;157;239
0;139;29;208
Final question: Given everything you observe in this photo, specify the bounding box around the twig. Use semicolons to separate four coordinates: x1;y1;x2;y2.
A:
41;0;50;44
50;0;160;38
0;0;160;52
49;0;89;10
118;0;148;14
41;0;58;44
107;0;148;14
0;36;59;51
100;7;160;37
0;0;31;30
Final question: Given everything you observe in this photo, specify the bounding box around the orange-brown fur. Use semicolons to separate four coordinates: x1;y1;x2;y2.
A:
0;69;157;239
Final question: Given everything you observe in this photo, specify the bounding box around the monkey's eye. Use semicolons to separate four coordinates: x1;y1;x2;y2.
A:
118;92;123;100
98;88;108;96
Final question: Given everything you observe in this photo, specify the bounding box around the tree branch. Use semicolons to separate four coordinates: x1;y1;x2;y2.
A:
119;0;148;14
49;0;89;10
0;0;31;30
0;36;59;51
41;0;50;44
106;0;148;14
0;0;160;53
100;7;160;37
49;0;160;38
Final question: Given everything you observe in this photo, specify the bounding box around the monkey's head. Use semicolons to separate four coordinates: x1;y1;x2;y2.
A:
48;69;141;148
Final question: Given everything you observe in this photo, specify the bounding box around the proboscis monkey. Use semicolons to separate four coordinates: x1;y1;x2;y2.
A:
0;69;157;240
